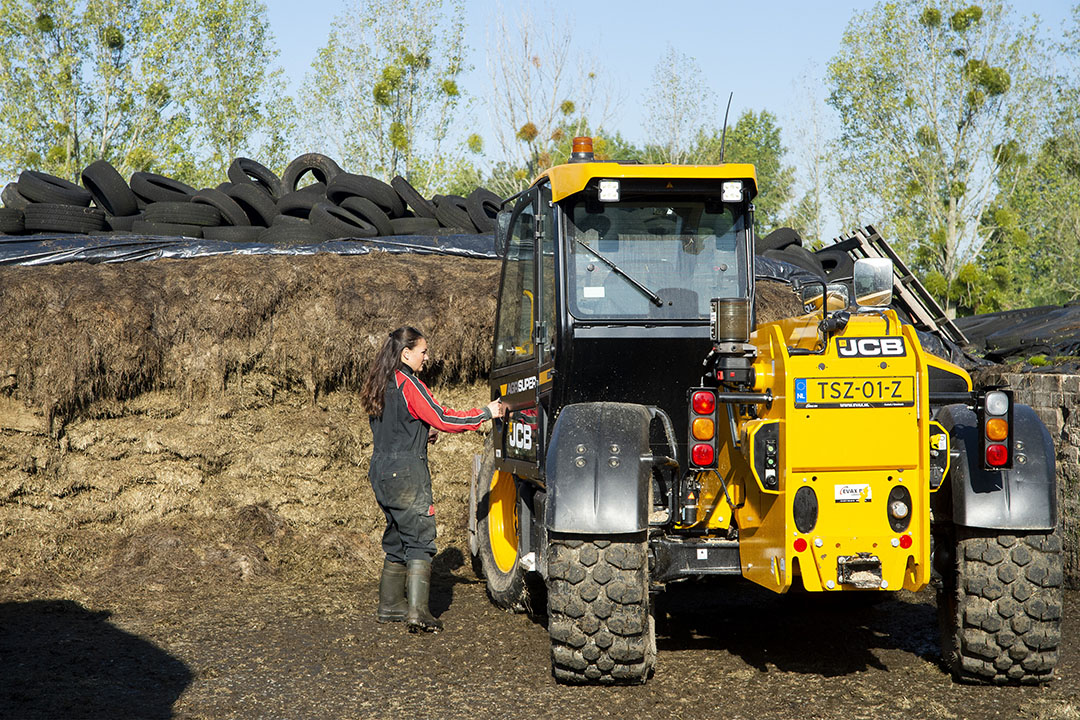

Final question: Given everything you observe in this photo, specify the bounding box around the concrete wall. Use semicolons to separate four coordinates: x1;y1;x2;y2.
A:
973;370;1080;585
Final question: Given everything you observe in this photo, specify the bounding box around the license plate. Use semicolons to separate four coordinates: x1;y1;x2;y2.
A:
794;376;914;409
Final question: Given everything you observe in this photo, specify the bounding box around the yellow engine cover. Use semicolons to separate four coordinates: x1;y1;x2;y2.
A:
723;310;962;595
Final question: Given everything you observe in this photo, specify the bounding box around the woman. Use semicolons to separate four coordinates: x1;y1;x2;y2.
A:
360;325;503;633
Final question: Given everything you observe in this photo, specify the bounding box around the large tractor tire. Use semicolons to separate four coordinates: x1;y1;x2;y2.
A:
473;434;528;612
937;526;1063;684
546;533;656;684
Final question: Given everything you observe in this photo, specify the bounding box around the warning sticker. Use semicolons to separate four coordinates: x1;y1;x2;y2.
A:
835;484;872;503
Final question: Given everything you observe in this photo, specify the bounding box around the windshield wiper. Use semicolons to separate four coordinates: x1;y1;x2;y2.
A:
574;238;664;307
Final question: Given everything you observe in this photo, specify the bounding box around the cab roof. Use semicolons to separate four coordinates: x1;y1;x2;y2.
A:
535;161;759;203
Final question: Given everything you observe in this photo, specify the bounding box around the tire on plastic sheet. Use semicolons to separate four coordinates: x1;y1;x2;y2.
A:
390;176;437;219
434;194;477;232
23;203;106;233
18;170;93;207
466;187;501;233
224;183;279;226
277;187;326;218
757;226;802;252
327;173;405;218
203;225;261;242
2;182;32;210
106;213;142;232
281;153;342;193
228;157;283;200
81;160;139;216
0;207;25;234
129;172;196;203
130;219;203;238
309;202;378;239
192;188;250;227
389;216;440;235
259;221;331;245
816;247;855;280
144;201;222;227
340;195;393;236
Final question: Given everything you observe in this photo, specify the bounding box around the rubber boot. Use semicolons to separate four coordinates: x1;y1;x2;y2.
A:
405;558;443;633
377;558;407;623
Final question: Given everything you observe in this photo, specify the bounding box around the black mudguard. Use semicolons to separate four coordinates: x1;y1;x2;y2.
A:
544;402;652;534
934;403;1057;530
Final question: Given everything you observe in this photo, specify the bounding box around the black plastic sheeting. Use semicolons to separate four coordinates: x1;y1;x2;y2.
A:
954;304;1080;362
0;232;501;265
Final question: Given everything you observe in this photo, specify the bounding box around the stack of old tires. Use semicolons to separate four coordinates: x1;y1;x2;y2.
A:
0;153;503;243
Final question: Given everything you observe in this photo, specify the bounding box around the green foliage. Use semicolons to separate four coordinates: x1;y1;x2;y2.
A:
950;5;983;32
186;0;287;185
0;0;284;185
300;0;467;192
826;0;1048;316
979;97;1080;308
690;110;795;236
516;122;539;143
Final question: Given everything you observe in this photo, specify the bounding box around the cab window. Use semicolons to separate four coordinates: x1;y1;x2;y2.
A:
567;198;747;320
494;197;536;368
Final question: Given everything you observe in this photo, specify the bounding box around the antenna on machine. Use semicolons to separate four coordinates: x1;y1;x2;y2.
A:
719;92;734;164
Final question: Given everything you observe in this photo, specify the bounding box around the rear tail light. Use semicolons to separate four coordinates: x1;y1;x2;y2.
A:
979;389;1013;470
692;417;715;440
688;388;719;468
692;391;715;414
986;443;1009;467
691;443;715;466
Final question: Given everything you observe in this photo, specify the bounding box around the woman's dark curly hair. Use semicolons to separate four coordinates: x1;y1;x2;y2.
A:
360;325;425;417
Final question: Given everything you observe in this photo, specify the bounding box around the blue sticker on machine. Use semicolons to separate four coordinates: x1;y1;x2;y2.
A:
795;378;807;404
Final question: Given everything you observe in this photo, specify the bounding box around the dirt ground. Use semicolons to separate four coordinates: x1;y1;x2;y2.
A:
1;568;1078;720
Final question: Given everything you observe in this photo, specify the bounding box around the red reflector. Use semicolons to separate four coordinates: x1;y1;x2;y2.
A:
793;538;807;553
986;443;1008;467
692;391;715;414
899;534;913;549
691;443;714;466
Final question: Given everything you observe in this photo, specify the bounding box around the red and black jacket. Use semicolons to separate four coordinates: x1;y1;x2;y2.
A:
370;365;490;458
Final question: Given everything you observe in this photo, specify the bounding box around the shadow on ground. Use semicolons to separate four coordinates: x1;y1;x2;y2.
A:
656;579;941;677
0;599;192;720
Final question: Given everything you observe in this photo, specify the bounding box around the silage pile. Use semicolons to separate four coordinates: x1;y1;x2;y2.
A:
0;253;499;595
0;253;801;597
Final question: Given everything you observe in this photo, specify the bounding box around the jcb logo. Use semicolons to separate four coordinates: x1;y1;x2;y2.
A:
507;422;533;450
836;337;906;358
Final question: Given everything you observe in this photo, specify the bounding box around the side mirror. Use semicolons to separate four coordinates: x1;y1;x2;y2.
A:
853;258;893;307
494;210;511;257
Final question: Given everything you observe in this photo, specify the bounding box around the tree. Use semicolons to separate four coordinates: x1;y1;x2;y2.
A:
299;0;466;192
185;0;289;184
484;6;610;195
0;0;197;181
641;45;714;165
826;1;1050;316
691;110;795;237
786;68;833;245
976;6;1080;310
